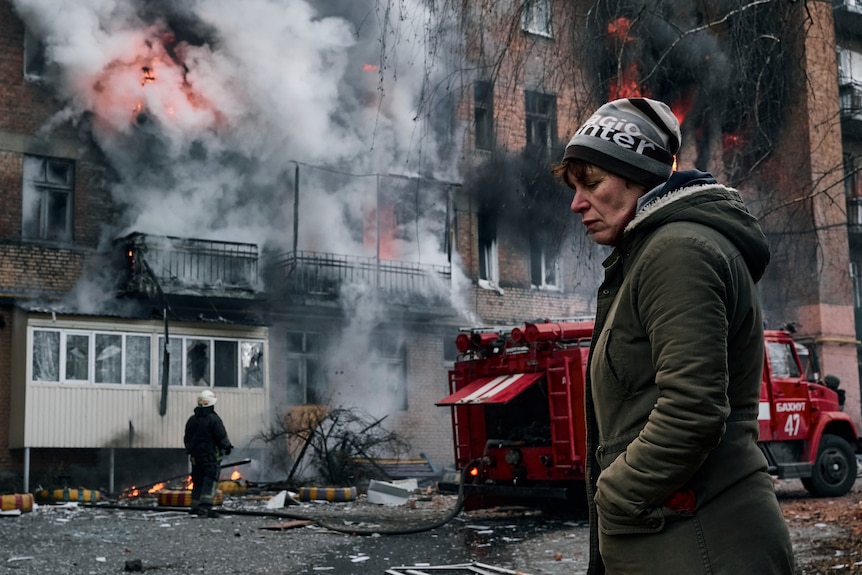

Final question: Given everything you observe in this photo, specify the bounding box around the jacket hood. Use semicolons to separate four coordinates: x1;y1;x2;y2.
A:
624;169;771;281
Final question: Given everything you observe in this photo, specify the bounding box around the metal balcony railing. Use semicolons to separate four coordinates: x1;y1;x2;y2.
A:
119;232;259;295
273;251;451;303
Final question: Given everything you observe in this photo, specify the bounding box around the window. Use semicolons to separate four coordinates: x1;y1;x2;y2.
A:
525;91;557;151
474;81;494;150
521;0;552;37
24;27;46;80
286;332;324;404
376;340;407;411
478;211;499;284
766;341;801;379
530;233;561;290
22;155;74;242
31;327;262;388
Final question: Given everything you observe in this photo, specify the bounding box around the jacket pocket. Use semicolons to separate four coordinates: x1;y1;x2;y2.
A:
596;498;665;535
592;328;653;400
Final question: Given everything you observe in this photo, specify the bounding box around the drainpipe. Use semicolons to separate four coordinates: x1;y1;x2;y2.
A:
140;258;172;416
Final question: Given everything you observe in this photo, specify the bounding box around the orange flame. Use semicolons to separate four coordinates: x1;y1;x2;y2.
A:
147;482;166;494
607;17;633;43
230;468;241;481
363;64;379;72
609;63;649;100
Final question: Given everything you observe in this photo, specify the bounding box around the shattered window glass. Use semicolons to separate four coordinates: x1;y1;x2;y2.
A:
214;340;238;388
32;330;59;381
187;339;211;386
241;341;264;388
158;337;183;386
65;334;89;381
125;335;151;385
95;333;122;384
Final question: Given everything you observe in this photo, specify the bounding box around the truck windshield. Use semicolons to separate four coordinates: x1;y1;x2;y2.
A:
766;341;801;378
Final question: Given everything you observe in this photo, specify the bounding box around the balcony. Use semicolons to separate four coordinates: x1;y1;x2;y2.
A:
834;1;862;36
270;250;453;309
116;232;259;299
839;83;862;139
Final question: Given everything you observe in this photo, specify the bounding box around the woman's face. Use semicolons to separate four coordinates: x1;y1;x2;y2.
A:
567;163;644;246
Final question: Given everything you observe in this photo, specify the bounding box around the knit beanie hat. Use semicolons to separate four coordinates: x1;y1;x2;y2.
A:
563;98;681;189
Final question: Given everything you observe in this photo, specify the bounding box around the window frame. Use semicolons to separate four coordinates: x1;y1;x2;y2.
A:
30;326;264;389
474;80;495;151
286;331;325;405
530;236;562;291
22;154;75;243
521;0;553;38
525;90;557;151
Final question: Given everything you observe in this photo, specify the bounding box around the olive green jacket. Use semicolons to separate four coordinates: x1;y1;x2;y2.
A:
584;170;793;574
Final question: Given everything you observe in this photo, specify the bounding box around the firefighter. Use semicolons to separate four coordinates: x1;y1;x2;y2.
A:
552;98;794;574
184;389;233;518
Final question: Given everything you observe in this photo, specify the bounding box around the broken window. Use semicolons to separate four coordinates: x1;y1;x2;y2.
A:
530;232;561;290
24;27;46;80
286;331;324;405
65;333;90;382
241;341;264;388
478;211;499;284
525;90;557;151
474;81;495;151
95;333;122;384
22;155;74;243
521;0;552;37
30;327;261;388
186;339;211;387
32;330;59;381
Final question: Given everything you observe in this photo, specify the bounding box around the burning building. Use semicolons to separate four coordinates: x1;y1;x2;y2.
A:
0;0;860;491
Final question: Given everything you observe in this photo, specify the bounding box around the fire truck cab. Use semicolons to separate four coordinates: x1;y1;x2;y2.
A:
438;321;860;507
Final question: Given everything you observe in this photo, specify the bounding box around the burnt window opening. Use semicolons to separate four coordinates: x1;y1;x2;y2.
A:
158;334;264;388
371;336;408;411
22;155;74;243
521;0;553;38
530;232;561;290
474;81;495;151
525;90;557;153
286;331;325;405
24;27;46;80
477;211;499;284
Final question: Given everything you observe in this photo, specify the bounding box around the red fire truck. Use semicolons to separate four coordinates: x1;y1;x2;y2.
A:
437;320;860;508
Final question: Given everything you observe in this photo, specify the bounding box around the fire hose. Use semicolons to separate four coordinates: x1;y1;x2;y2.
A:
86;459;477;536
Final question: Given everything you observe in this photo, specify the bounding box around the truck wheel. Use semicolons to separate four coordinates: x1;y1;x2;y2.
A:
801;434;857;498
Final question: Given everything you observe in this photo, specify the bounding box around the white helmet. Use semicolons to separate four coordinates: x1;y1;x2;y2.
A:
197;389;217;407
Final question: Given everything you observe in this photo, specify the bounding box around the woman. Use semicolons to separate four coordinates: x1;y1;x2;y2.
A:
552;97;794;574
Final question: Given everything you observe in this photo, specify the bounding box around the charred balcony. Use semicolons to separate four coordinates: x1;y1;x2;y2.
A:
270;250;452;309
117;232;259;300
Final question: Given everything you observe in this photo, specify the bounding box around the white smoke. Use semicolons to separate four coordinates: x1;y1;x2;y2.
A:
13;0;461;255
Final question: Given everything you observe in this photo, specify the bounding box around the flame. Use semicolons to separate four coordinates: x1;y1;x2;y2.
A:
128;486;140;497
363;64;379;72
230;468;241;481
722;133;746;151
607;17;633;43
147;482;166;494
609;63;649;100
181;475;194;490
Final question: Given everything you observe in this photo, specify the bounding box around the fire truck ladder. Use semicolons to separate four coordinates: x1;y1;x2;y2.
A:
546;364;576;466
448;370;474;466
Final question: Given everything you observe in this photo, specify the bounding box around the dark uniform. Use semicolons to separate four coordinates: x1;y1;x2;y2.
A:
183;398;233;517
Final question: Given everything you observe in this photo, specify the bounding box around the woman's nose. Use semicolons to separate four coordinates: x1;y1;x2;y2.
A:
570;190;587;213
